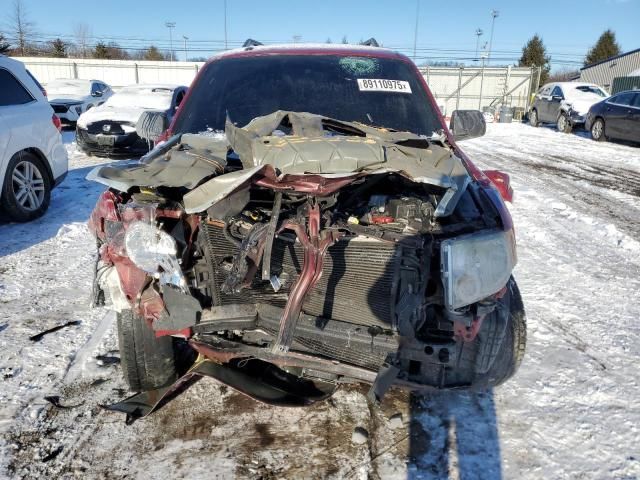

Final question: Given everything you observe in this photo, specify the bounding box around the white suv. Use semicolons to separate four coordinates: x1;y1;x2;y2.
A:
0;56;68;222
47;79;113;125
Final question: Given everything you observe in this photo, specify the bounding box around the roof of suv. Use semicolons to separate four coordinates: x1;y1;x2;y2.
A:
0;55;46;101
209;43;408;64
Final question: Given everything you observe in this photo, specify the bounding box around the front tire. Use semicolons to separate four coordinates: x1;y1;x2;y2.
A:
117;310;177;391
557;112;572;133
1;152;51;222
473;278;527;388
591;118;606;142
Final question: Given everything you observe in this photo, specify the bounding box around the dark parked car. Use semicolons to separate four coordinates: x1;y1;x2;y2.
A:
86;44;525;410
77;84;187;158
586;90;640;143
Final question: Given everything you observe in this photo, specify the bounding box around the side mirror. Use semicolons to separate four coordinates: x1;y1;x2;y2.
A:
136;110;169;142
551;95;563;101
92;91;103;97
449;110;486;142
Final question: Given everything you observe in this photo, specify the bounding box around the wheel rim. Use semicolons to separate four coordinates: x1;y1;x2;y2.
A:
558;115;566;131
11;160;45;211
592;120;603;139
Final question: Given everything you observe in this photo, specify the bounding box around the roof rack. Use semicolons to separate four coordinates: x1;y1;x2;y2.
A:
360;38;380;47
242;39;263;48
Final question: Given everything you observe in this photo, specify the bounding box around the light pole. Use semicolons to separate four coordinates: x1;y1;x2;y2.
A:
183;35;189;61
475;28;483;61
165;21;176;61
413;0;420;61
223;0;228;50
488;9;499;64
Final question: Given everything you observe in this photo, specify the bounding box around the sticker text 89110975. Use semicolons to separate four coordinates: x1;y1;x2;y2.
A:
357;78;412;94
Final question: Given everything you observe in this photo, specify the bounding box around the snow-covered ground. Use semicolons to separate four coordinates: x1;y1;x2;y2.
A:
1;124;639;479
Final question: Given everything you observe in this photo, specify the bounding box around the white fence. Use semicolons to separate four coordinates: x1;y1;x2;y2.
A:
15;57;205;88
421;65;541;116
15;57;540;116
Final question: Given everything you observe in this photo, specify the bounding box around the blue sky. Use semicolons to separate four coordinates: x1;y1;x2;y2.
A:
6;0;640;70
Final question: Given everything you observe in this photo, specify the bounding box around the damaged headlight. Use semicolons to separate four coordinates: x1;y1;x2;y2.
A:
124;221;186;289
441;229;516;310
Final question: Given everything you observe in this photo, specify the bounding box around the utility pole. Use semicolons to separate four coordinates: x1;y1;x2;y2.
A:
165;21;176;61
183;35;189;61
475;28;483;61
487;9;499;64
413;0;420;61
223;0;228;50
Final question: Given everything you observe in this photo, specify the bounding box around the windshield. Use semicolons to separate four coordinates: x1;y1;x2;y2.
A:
46;80;89;96
571;85;608;98
172;54;442;137
105;87;173;110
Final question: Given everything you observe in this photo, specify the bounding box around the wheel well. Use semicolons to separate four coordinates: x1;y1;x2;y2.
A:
14;148;54;184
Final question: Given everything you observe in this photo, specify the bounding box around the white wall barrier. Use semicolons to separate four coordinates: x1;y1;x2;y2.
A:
15;57;540;116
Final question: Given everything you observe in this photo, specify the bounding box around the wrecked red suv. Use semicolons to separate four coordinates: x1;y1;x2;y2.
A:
87;44;525;408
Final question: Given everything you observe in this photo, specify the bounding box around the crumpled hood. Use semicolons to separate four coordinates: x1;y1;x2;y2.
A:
77;105;146;129
88;111;471;218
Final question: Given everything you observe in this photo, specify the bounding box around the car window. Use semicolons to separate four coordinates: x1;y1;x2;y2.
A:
91;82;102;94
173;55;443;137
574;85;607;97
175;89;185;107
551;86;563;98
26;70;45;95
0;68;35;106
613;93;634;106
631;93;640;108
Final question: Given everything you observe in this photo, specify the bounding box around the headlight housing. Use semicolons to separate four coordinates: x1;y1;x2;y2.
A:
441;229;516;310
124;221;186;289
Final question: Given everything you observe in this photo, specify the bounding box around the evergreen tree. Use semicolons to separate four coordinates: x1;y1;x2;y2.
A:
50;38;66;57
93;41;110;59
341;35;348;44
584;29;621;66
143;45;164;61
518;34;551;85
0;33;10;53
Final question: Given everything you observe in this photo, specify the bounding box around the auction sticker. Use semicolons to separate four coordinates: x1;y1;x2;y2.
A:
357;78;412;93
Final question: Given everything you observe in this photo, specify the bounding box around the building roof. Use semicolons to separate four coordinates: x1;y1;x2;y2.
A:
581;48;640;71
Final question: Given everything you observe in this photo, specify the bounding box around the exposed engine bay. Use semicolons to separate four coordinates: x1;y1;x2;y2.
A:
88;111;517;402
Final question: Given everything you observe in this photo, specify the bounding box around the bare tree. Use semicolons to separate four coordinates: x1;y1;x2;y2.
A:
73;22;92;58
7;0;35;56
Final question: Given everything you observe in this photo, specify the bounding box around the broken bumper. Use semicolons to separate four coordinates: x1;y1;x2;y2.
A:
77;128;150;158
